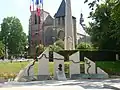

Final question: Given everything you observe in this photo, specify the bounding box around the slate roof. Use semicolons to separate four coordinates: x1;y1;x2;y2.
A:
54;0;76;19
54;0;65;18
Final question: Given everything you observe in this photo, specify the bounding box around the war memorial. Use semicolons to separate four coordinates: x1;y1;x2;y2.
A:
0;0;120;89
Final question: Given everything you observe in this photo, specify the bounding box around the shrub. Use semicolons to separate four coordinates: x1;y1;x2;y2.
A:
36;44;45;56
49;45;63;52
0;73;17;79
54;39;64;49
76;42;93;50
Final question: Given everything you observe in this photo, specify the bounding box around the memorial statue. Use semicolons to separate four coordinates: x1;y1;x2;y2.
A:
58;64;62;71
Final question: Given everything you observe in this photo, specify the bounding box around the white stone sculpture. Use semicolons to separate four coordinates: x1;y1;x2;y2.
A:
69;51;80;78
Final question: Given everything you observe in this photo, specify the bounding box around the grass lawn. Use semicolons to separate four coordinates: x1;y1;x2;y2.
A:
0;61;70;76
0;61;120;79
96;61;120;75
0;61;29;73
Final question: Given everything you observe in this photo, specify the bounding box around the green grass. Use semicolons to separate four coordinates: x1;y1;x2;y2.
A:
0;61;70;75
0;61;120;77
96;61;120;75
0;61;29;73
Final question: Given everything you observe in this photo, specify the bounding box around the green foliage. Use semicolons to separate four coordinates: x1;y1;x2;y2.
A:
85;1;120;50
0;41;5;57
48;39;64;52
96;61;120;75
36;44;45;56
0;17;27;56
49;45;63;52
54;39;64;49
76;42;93;50
84;0;119;11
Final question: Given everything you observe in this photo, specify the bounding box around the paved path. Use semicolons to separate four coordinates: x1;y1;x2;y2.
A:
1;78;120;89
0;86;85;90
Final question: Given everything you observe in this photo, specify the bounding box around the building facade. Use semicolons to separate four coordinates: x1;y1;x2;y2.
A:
28;0;77;56
28;10;55;56
54;0;76;45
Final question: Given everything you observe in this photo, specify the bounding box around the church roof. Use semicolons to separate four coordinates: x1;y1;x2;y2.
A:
44;15;54;26
54;0;65;18
54;0;76;19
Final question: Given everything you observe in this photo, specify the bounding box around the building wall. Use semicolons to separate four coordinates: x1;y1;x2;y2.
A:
29;11;77;56
29;10;54;56
54;16;76;44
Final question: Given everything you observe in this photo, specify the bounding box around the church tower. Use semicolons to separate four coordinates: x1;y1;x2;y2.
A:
28;10;53;56
54;0;76;46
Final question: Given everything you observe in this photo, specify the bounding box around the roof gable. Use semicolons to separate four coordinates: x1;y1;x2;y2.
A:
54;0;65;18
44;15;54;26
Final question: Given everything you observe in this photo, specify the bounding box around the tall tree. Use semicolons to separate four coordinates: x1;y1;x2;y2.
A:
0;17;27;56
85;1;120;50
0;41;5;58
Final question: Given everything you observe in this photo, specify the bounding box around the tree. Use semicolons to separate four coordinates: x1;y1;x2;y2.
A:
0;17;27;56
84;0;119;11
0;41;5;58
85;1;120;50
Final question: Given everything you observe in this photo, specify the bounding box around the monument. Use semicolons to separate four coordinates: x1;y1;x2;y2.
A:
64;0;75;50
13;0;109;82
14;60;35;82
53;52;67;80
69;51;80;78
37;48;51;80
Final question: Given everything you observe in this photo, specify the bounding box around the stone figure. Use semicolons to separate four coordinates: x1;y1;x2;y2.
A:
58;64;62;71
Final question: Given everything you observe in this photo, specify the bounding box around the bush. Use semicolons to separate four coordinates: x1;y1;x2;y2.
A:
0;73;17;79
49;45;63;52
54;39;64;49
36;44;45;56
76;42;93;50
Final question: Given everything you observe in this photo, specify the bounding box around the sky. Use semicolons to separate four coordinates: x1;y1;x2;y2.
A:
0;0;92;35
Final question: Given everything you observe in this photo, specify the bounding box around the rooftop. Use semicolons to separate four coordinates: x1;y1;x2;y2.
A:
54;0;76;19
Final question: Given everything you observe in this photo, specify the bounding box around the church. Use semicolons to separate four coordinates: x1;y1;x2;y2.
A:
28;0;90;56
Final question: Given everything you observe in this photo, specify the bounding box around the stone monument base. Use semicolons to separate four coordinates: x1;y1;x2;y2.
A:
37;75;52;81
54;71;67;81
71;74;109;79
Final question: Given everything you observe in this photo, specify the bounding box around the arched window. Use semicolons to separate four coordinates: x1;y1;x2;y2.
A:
35;14;37;24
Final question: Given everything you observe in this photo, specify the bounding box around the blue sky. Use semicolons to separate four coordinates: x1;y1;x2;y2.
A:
0;0;92;35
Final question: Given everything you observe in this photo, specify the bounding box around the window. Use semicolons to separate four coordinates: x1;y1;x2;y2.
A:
35;14;37;24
